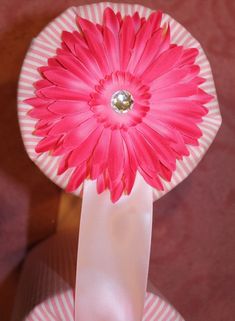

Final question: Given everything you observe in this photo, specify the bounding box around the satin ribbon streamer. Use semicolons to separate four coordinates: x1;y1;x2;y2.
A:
75;175;153;321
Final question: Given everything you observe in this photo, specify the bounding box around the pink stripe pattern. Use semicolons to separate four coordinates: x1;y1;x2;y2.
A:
12;232;185;321
17;2;221;202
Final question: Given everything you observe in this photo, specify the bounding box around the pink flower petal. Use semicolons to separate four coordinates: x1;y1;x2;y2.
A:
154;99;207;113
143;45;184;83
134;27;170;75
155;108;207;123
36;86;90;101
47;100;90;115
77;16;103;43
66;163;87;192
127;11;163;73
57;152;71;175
74;44;102;79
61;31;78;56
119;16;135;70
195;88;214;104
150;83;198;101
121;130;138;173
128;128;162;174
132;12;142;32
144;119;189;158
102;8;121;70
151;112;202;139
48;57;61;67
43;68;91;91
96;173;107;194
51;144;72;157
136;122;177;170
148;11;163;31
90;128;112;179
109;179;124;203
107;129;124;181
127;17;159;73
28;107;58;120
138;166;164;191
34;79;52;89
103;8;120;35
77;17;111;75
158;164;172;181
63;117;98;148
103;26;120;70
35;119;53;129
25;97;52;108
72;30;88;48
178;48;199;67
35;135;60;153
150;65;200;91
34;122;55;136
48;112;92;136
122;140;137;195
56;54;96;87
181;135;199;146
67;126;103;167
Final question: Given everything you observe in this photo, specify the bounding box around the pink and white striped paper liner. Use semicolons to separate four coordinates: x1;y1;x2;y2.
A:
17;2;221;200
12;232;185;321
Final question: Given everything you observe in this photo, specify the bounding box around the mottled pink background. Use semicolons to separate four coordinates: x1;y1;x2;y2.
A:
0;1;234;321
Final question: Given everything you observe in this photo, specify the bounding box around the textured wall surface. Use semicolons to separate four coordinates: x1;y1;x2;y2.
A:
0;1;234;321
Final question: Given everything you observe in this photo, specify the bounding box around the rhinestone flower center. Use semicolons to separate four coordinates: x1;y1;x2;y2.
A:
111;90;134;113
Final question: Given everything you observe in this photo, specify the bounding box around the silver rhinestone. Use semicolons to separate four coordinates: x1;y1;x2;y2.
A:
111;90;134;113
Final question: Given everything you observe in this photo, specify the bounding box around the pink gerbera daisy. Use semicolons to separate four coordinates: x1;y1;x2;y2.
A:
25;8;212;202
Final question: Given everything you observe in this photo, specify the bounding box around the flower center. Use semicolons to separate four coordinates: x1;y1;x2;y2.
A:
111;90;134;113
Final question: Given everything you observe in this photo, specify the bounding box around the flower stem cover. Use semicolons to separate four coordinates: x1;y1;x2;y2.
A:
19;3;221;202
